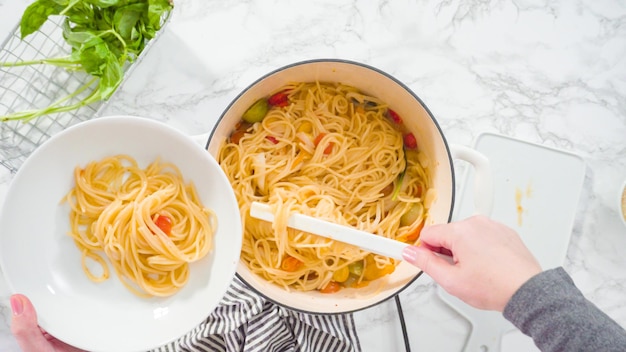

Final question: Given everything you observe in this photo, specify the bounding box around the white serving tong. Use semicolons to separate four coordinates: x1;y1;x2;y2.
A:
249;201;409;260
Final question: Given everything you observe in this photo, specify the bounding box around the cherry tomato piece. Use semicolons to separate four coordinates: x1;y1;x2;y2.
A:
230;129;247;144
404;133;417;149
406;220;425;242
281;256;303;272
268;91;290;107
314;133;334;154
320;281;341;293
387;109;402;124
154;215;172;236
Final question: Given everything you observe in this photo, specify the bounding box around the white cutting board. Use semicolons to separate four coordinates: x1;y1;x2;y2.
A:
438;132;586;352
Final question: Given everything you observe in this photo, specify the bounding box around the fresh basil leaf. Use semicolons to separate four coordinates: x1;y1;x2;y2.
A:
3;0;173;122
20;0;64;39
138;19;157;41
113;3;146;40
61;17;72;41
68;49;82;62
84;0;122;8
147;0;172;30
63;2;96;26
78;40;109;75
64;27;102;50
92;7;114;30
68;31;99;45
98;53;123;99
108;42;127;61
124;27;144;55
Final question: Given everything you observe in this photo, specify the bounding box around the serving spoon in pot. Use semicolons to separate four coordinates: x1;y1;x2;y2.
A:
249;201;410;260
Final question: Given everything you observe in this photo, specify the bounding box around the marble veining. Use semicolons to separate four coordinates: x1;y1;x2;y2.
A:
0;0;625;351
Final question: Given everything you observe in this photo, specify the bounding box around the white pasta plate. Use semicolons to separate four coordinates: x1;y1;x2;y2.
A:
0;116;242;352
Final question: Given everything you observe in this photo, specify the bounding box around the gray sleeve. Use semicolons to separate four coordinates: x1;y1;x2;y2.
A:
503;267;626;352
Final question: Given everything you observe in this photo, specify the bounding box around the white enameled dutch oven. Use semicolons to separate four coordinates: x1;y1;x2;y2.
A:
206;59;492;314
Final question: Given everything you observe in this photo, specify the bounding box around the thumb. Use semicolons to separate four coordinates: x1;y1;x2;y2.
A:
10;294;52;352
402;245;454;282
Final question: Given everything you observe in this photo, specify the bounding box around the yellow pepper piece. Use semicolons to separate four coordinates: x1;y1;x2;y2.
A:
363;255;395;281
297;121;313;133
332;266;350;283
291;150;311;170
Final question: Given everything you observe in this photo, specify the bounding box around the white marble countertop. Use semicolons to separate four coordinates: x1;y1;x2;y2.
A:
1;0;625;351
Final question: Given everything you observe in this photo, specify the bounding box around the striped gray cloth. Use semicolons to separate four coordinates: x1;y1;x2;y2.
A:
153;276;362;352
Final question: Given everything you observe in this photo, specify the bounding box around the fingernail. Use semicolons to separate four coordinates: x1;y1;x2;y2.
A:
10;296;23;316
402;246;419;263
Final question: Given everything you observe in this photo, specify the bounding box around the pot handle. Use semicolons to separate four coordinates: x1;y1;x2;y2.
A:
438;146;498;352
448;144;494;216
190;132;211;147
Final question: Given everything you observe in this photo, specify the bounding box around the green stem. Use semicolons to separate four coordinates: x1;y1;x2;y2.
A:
0;56;81;69
1;77;100;122
24;88;101;122
100;29;129;61
59;0;81;16
50;77;99;107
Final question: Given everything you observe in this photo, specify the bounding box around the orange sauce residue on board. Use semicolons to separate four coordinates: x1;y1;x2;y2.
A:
515;188;523;226
515;182;533;226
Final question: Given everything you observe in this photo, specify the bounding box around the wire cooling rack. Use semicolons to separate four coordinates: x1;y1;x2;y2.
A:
0;14;169;173
0;16;102;173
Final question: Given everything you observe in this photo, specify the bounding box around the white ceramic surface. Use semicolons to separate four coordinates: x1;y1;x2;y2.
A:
0;116;242;352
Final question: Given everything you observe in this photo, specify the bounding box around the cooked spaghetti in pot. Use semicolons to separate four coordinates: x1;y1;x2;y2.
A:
218;82;434;293
64;155;217;297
